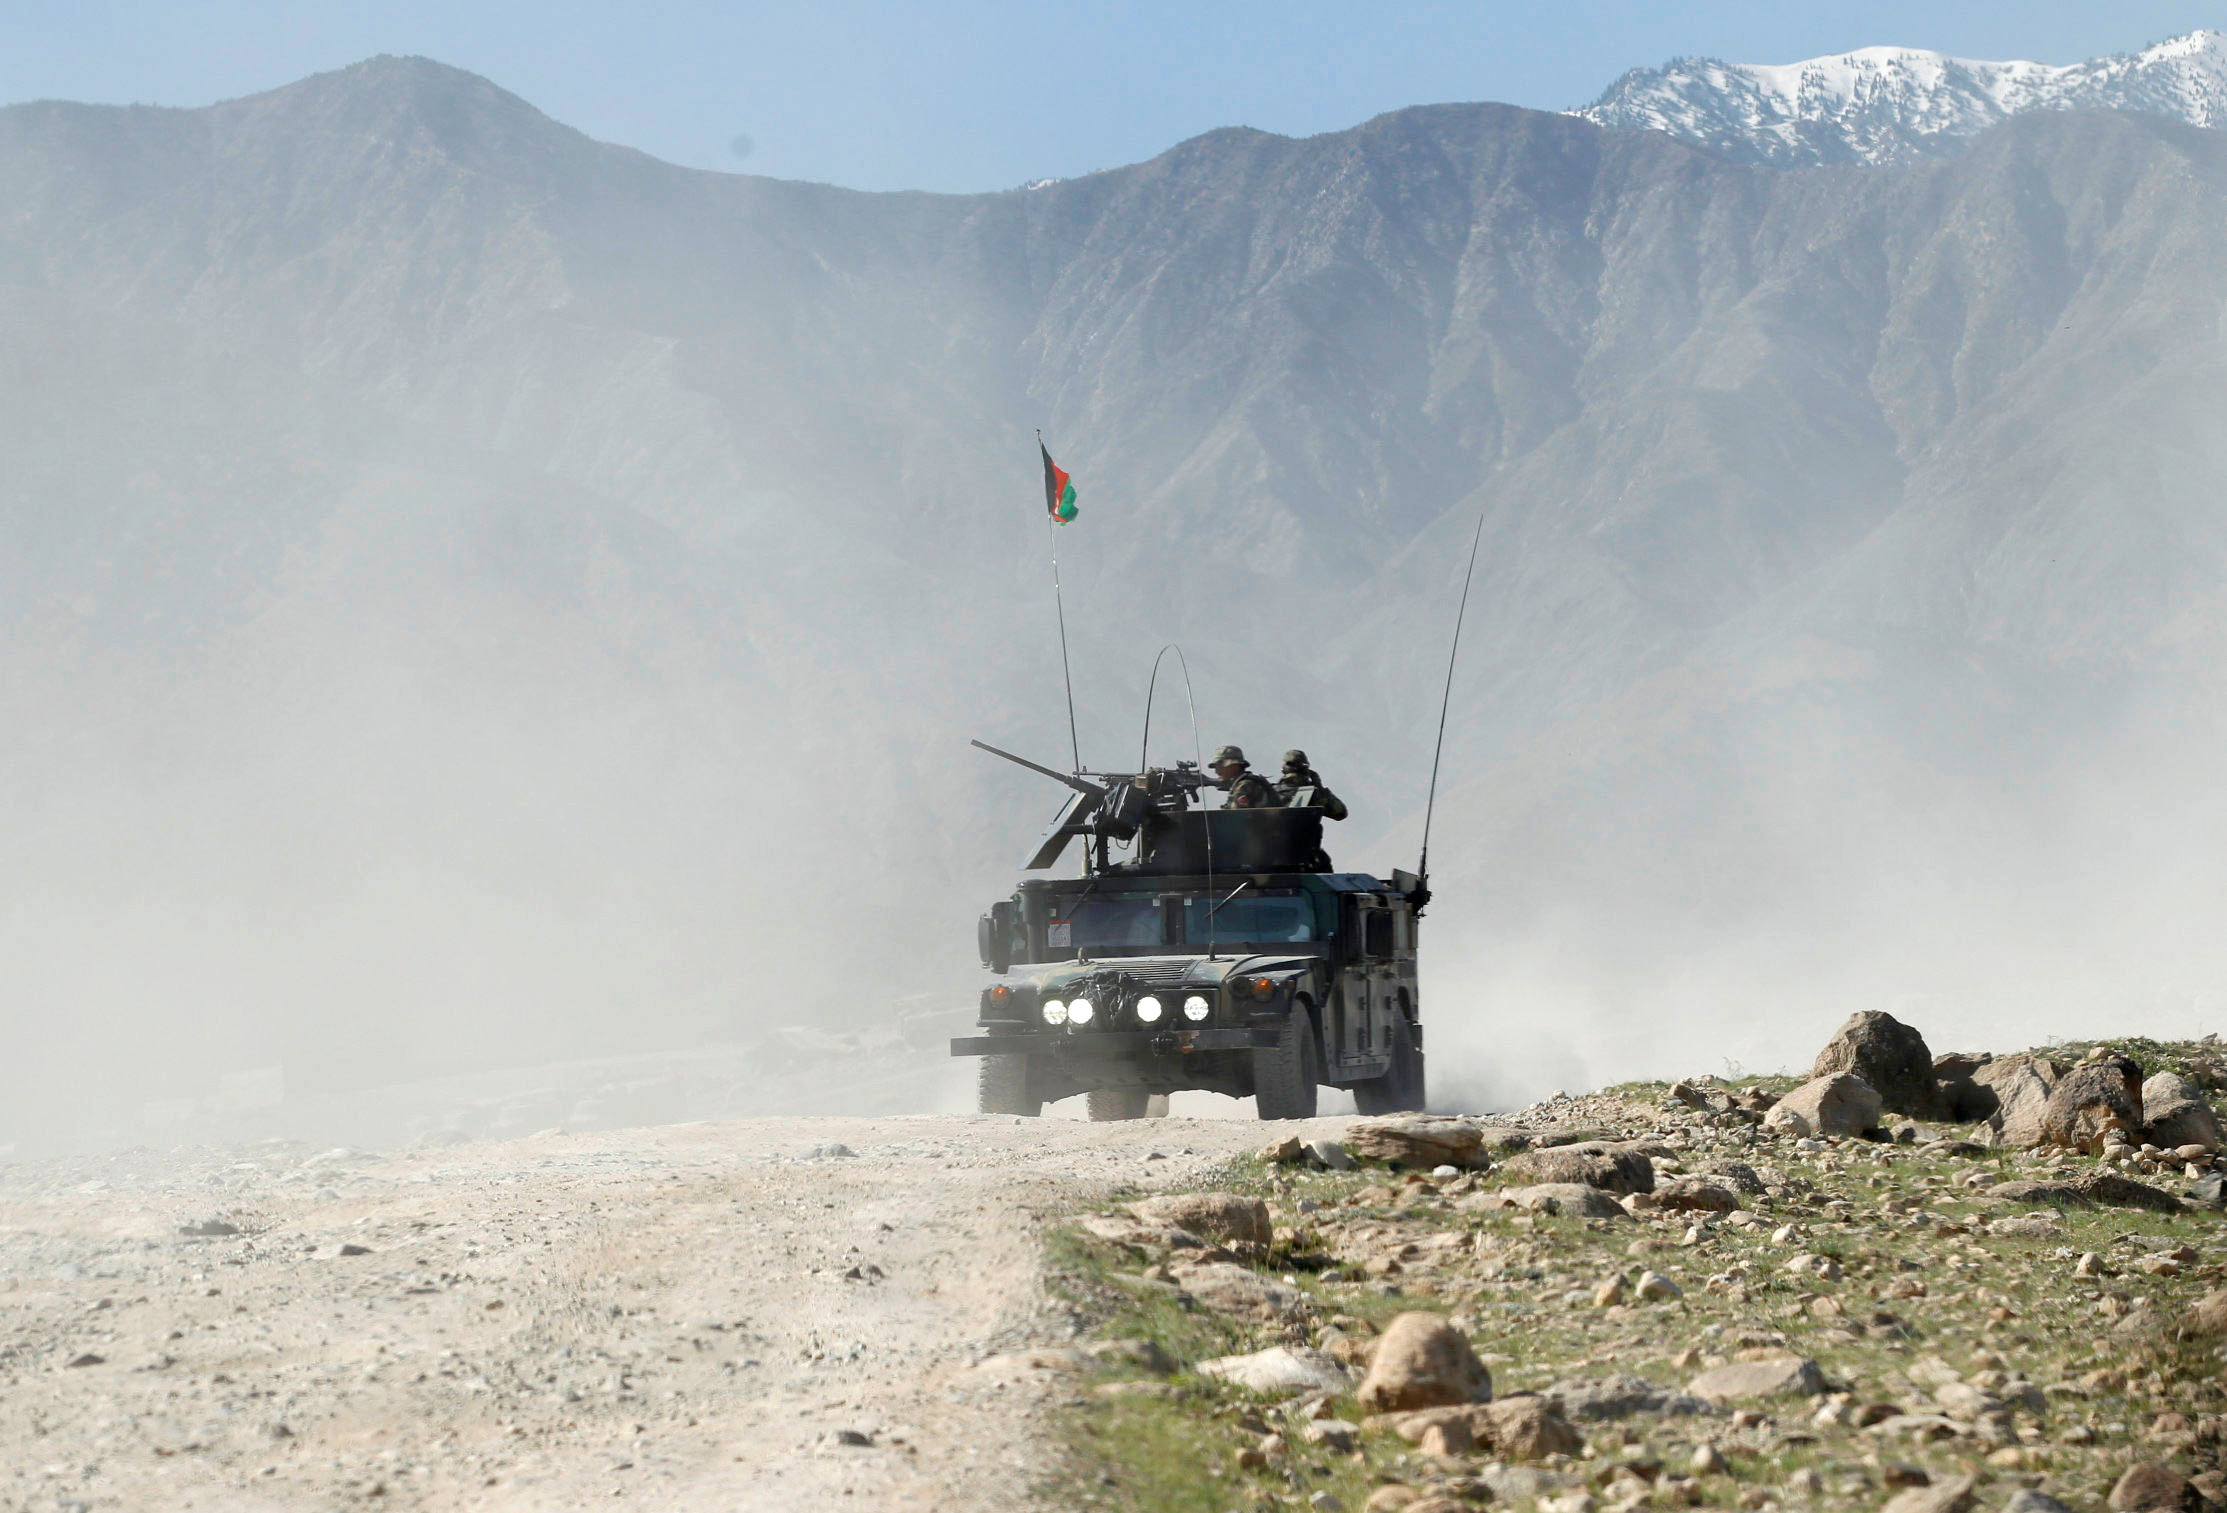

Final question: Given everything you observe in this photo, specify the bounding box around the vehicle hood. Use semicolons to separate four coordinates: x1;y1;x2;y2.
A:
1023;953;1316;993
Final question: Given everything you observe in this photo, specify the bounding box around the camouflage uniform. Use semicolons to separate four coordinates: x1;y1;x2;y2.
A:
1210;744;1279;810
1275;749;1349;821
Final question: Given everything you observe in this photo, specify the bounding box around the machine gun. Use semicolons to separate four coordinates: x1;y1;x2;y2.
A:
970;740;1212;872
973;739;1338;877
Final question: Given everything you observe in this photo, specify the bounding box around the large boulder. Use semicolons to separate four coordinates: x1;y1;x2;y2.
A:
2142;1072;2224;1153
1355;1312;1494;1412
2109;1464;2200;1513
1933;1052;1996;1123
2038;1054;2143;1152
1128;1192;1271;1247
1811;1011;1945;1119
1343;1116;1489;1170
1493;1142;1655;1194
1972;1054;2062;1146
1762;1074;1883;1139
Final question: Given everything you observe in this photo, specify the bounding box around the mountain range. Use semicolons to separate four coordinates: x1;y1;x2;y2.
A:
1579;29;2227;165
3;35;2226;1144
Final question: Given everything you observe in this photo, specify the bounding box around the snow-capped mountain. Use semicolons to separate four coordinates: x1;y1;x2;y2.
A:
1578;29;2227;165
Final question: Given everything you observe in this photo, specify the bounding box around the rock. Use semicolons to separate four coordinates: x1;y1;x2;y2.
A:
1492;1183;1628;1220
1989;1173;2185;1214
1634;1270;1682;1302
1416;1419;1473;1456
1494;1143;1654;1194
1365;1489;1423;1513
63;1353;104;1368
1592;1274;1628;1307
2177;1289;2227;1338
336;1243;371;1256
1762;1074;1883;1138
1972;1054;2063;1146
1094;1379;1178;1399
1883;1475;1977;1513
1690;1443;1728;1474
1130;1192;1272;1247
1935;1053;1995;1120
2109;1463;2198;1513
1300;1418;1361;1452
2038;1054;2143;1152
2192;1172;2227;1209
1546;1374;1717;1421
178;1218;241;1237
1355;1312;1493;1412
1197;1346;1352;1395
2142;1073;2223;1152
1077;1214;1205;1250
1654;1176;1740;1212
1084;1338;1175;1374
1934;1382;2006;1421
1170;1261;1312;1322
1343;1116;1490;1170
1479;1396;1582;1460
1260;1135;1306;1164
1308;1139;1357;1171
1684;1356;1826;1402
800;1142;857;1160
2001;1494;2073;1513
1812;1011;1945;1118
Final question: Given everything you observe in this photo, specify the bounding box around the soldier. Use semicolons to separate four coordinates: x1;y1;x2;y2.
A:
1209;745;1278;810
1276;749;1349;821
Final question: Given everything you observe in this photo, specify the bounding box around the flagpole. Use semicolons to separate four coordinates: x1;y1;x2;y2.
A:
1039;430;1083;774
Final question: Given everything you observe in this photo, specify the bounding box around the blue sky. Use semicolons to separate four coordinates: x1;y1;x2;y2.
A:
2;1;2221;192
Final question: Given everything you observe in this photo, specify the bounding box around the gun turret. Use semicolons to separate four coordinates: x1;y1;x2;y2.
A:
972;739;1215;872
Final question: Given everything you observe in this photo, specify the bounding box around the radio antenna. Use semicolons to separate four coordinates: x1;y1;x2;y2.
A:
1418;491;1492;891
1038;430;1083;773
1140;644;1221;957
1138;643;1203;774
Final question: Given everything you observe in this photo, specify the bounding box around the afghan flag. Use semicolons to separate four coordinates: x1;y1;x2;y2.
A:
1040;440;1078;524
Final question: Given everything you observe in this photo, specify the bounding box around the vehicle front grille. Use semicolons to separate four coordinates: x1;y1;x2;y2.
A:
1084;958;1201;988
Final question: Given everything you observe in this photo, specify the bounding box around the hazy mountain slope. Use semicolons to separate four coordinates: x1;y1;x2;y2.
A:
3;60;2226;1141
1578;29;2227;166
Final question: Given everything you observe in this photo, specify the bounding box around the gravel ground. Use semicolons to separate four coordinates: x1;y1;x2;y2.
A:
0;1113;1345;1512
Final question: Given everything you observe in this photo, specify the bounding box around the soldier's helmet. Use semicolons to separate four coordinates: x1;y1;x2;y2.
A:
1282;749;1308;770
1211;744;1248;768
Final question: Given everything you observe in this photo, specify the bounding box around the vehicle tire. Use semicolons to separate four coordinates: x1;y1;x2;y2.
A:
1253;1003;1321;1121
1086;1087;1152;1121
1353;1012;1427;1114
978;1054;1041;1116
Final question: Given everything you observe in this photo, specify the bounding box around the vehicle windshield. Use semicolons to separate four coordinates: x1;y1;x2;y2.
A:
1184;894;1315;944
1046;897;1161;951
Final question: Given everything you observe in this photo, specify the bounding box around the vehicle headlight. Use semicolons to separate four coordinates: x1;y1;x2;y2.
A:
1134;995;1164;1024
1182;995;1210;1022
1068;997;1096;1025
1042;999;1068;1026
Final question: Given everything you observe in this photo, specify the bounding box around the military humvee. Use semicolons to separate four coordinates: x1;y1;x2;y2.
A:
950;744;1428;1120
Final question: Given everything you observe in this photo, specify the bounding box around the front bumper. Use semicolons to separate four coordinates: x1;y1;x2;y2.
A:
950;1027;1281;1058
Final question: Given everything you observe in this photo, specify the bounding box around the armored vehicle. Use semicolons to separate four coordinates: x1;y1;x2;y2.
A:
950;743;1428;1120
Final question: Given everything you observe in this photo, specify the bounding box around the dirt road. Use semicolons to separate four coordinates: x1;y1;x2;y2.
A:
0;1114;1341;1512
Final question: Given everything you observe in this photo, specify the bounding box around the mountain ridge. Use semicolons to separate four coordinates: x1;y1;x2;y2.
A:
1577;28;2227;166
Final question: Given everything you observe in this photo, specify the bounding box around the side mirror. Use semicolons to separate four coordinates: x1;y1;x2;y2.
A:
980;901;1016;974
